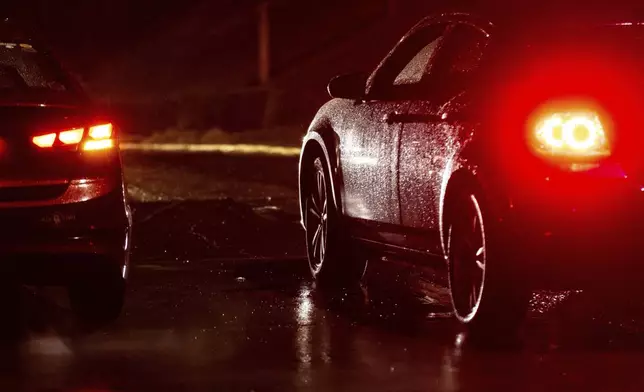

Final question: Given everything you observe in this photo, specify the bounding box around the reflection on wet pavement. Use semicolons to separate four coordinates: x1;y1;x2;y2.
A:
1;152;644;390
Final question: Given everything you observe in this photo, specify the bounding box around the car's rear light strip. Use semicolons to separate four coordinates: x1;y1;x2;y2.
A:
32;133;57;148
32;123;114;151
58;128;84;145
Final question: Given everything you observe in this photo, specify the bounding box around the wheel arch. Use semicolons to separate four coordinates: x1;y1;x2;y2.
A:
299;129;343;227
439;168;483;256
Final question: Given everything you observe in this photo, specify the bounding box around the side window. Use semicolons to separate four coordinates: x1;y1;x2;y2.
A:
393;38;441;85
438;24;489;81
367;24;447;98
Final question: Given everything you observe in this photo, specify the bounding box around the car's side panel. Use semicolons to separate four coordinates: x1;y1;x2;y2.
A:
391;91;484;256
338;100;407;225
397;19;493;255
398;107;457;254
436;93;485;255
398;102;444;231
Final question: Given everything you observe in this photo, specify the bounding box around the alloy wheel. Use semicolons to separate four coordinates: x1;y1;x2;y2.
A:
306;162;328;275
448;194;487;323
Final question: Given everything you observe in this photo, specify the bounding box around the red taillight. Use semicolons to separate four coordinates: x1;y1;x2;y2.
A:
58;128;84;145
32;133;57;148
530;109;611;159
88;123;112;140
32;122;115;151
84;139;114;151
83;123;114;151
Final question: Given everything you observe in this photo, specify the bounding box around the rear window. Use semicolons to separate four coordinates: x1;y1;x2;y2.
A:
0;42;82;104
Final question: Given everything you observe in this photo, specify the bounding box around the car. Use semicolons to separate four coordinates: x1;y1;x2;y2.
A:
298;8;644;334
0;20;131;324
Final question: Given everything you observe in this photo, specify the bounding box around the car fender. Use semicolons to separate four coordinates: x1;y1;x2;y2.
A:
438;134;488;257
299;128;344;226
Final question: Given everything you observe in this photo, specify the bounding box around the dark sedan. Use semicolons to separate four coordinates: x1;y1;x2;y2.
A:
298;10;644;334
0;21;131;324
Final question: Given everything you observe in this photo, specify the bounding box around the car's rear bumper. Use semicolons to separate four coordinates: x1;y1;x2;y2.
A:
0;185;132;284
488;161;644;289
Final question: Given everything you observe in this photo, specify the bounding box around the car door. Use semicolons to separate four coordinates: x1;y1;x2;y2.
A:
397;22;491;253
339;98;400;224
340;22;449;243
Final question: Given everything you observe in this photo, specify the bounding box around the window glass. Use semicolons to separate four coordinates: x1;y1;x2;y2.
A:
367;24;447;97
0;43;67;90
0;42;82;105
393;38;441;85
442;24;489;78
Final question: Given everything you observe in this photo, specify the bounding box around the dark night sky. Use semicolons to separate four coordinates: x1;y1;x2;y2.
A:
0;1;257;69
1;0;642;104
3;1;643;62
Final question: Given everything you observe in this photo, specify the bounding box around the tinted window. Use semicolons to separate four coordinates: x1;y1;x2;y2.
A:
393;38;441;85
436;24;489;81
367;23;447;97
0;42;81;104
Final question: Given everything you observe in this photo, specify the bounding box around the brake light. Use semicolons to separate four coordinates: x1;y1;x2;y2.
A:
58;128;84;145
88;123;112;140
532;111;610;158
83;123;114;151
32;133;56;148
31;122;115;151
84;139;114;151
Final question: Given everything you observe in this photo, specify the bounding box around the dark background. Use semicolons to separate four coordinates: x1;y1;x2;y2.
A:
1;0;643;136
0;0;451;134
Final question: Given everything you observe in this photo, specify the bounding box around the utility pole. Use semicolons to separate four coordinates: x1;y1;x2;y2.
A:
258;1;270;86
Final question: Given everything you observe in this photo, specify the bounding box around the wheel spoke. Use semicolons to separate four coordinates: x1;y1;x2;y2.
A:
475;246;484;257
308;206;321;220
310;193;320;214
312;224;323;258
319;226;326;260
475;246;485;270
469;283;477;308
317;173;325;205
475;259;485;271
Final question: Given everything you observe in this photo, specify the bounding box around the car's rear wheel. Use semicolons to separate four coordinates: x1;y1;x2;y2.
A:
446;188;530;337
304;156;366;287
68;261;125;327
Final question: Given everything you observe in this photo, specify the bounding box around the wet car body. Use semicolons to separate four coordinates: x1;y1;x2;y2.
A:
0;21;131;323
298;10;644;332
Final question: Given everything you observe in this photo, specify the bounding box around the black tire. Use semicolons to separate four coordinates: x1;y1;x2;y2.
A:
445;187;530;337
69;263;125;327
304;156;366;287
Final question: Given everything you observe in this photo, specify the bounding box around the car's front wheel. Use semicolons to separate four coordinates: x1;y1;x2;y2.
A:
69;261;125;327
304;156;366;287
445;188;530;337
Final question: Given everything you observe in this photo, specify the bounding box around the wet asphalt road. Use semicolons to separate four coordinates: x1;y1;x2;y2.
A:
3;151;644;391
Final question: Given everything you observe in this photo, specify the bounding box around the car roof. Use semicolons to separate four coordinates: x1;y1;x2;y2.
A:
418;2;644;32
